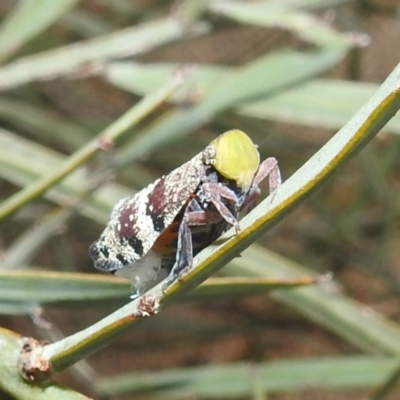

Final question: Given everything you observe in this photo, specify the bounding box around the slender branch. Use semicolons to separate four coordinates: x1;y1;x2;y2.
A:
18;62;400;381
0;69;189;221
370;361;400;400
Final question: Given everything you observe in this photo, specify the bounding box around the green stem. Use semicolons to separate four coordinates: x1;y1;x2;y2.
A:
370;361;400;400
19;62;400;380
0;71;187;221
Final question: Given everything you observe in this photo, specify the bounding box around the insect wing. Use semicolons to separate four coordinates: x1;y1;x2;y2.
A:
89;153;205;272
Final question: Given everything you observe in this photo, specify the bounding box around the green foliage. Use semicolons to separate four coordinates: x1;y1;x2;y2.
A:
1;1;400;399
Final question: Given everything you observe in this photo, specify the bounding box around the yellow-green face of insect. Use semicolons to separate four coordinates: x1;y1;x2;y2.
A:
210;130;260;192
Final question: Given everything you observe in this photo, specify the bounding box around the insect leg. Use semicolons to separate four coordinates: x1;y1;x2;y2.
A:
184;197;225;225
201;182;240;232
242;157;281;212
164;199;227;288
253;157;281;192
163;198;198;287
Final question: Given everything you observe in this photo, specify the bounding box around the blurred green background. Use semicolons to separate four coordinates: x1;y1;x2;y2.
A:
1;0;400;399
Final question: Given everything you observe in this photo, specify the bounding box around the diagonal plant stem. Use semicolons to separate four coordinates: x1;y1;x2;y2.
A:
18;62;400;381
370;361;400;400
0;0;79;63
0;69;189;222
0;18;206;90
1;172;111;269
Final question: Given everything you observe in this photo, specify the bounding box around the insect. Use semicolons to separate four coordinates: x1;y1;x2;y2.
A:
89;130;281;296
